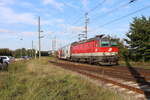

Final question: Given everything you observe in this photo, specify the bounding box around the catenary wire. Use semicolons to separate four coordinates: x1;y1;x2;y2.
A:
91;0;139;24
71;0;107;25
97;5;150;28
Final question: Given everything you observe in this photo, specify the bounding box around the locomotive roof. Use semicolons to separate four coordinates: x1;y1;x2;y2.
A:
58;43;71;49
72;35;105;45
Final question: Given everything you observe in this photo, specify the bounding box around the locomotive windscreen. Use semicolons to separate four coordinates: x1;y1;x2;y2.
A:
101;40;109;47
100;38;117;47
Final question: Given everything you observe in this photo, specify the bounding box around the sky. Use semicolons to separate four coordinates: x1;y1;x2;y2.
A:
0;0;149;50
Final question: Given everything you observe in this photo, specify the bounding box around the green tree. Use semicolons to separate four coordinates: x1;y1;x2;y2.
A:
0;48;13;56
125;16;150;62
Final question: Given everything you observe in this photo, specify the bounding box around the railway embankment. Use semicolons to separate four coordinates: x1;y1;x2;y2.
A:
0;57;125;100
49;59;150;100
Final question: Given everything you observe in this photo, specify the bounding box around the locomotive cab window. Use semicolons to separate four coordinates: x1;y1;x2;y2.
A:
101;40;109;47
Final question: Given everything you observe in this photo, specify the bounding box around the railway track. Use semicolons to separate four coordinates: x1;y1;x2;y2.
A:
49;60;150;100
56;60;150;81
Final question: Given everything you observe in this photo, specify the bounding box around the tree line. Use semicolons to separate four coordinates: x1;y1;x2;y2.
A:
0;48;50;57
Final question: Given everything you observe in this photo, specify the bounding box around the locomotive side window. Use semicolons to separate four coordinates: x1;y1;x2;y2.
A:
111;41;117;46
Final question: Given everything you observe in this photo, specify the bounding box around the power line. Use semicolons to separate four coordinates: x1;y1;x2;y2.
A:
129;0;137;3
73;0;107;40
63;0;138;26
71;0;139;26
59;0;143;47
88;0;107;14
91;0;139;24
98;5;150;28
61;1;84;12
71;0;107;25
72;16;83;25
60;0;84;25
63;0;138;42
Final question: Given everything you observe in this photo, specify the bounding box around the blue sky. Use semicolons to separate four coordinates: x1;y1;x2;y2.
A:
0;0;149;50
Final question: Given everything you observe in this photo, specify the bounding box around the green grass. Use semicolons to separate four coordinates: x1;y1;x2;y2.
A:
0;57;125;100
119;60;150;69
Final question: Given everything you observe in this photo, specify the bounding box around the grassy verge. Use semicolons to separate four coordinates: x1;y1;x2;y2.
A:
119;60;150;69
0;57;125;100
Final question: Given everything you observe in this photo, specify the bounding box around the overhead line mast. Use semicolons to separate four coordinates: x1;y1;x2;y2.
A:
38;16;44;59
71;0;107;29
77;0;107;41
78;12;89;41
38;16;41;59
84;12;89;40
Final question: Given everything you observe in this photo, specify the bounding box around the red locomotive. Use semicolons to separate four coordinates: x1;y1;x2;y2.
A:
58;35;119;65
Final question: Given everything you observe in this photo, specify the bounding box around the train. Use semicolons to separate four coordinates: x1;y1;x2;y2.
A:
58;35;119;65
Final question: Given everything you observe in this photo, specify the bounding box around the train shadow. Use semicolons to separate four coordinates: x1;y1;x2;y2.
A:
125;57;150;99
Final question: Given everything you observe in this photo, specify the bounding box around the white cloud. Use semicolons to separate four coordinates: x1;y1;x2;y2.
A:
42;0;64;11
100;7;110;13
0;0;16;6
0;0;66;27
19;2;34;8
0;28;36;36
69;26;83;32
0;28;59;38
63;2;79;9
0;6;37;25
59;24;83;34
21;32;37;36
105;0;114;5
88;25;128;39
0;29;15;33
0;6;64;26
41;18;64;25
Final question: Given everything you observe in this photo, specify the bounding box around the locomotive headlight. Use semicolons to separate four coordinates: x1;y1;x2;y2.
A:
108;48;112;52
95;48;98;52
